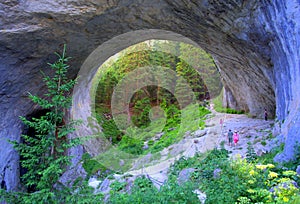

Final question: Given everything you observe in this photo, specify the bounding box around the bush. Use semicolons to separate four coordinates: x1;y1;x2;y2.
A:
82;153;107;177
168;148;300;204
109;176;199;204
118;136;143;155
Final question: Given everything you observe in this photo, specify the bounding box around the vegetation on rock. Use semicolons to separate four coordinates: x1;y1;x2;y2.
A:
108;148;300;203
0;46;102;203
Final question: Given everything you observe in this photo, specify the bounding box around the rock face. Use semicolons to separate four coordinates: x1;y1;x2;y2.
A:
0;0;299;191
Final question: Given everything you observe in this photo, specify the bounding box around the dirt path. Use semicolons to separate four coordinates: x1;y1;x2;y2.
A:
122;109;274;187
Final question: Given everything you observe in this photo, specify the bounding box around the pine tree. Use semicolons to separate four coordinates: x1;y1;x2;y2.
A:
1;45;83;203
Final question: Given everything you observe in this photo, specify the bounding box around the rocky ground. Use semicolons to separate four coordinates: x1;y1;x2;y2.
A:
218;112;275;159
126;109;275;184
89;108;277;198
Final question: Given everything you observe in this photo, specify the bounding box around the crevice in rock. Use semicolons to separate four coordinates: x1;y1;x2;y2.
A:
19;109;51;192
0;166;7;190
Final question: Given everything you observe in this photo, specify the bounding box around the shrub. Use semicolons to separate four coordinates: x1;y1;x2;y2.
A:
0;45;103;204
118;136;143;155
246;142;257;162
109;176;199;203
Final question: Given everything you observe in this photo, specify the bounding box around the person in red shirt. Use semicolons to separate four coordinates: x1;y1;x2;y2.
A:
233;130;239;147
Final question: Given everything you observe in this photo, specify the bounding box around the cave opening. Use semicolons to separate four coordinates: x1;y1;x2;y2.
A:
71;29;277;173
20;109;51;192
92;39;222;152
71;30;228;173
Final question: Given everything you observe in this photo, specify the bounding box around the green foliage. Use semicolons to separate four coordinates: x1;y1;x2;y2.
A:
261;140;267;146
95;40;219;148
82;153;107;177
0;45;94;203
212;93;245;114
109;176;199;204
118;136;143;155
131;97;152;127
96;106;123;143
110;181;127;192
246;142;257;163
95;41;218;109
148;104;209;153
150;128;179;153
167;148;300;204
95;101;210;158
1;178;104;204
14;45;81;191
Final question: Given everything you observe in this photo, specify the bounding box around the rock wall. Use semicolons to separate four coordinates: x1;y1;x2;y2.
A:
268;0;300;162
0;0;299;190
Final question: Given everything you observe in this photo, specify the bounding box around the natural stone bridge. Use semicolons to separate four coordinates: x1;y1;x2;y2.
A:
0;0;299;191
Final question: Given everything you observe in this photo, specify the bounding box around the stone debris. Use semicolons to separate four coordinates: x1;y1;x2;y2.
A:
193;189;207;204
89;110;277;200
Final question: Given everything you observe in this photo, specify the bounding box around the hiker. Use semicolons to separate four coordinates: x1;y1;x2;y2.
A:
233;130;239;146
264;108;268;121
227;129;233;147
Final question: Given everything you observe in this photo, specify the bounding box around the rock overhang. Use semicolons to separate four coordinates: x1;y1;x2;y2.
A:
0;0;299;191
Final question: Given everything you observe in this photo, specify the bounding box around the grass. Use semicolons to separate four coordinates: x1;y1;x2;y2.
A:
93;147;138;173
147;104;210;153
90;103;211;173
114;103;210;155
212;94;245;114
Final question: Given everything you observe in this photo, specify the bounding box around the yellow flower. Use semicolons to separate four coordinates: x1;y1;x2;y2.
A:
256;164;275;170
277;178;291;183
248;179;255;184
283;196;289;202
249;170;255;176
247;189;256;194
282;170;297;176
256;164;268;170
268;171;278;179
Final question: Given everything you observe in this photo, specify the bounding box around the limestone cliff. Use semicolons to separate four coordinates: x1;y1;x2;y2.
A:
0;0;299;191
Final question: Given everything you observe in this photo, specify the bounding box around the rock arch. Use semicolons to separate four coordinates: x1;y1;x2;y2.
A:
0;0;299;191
72;29;214;156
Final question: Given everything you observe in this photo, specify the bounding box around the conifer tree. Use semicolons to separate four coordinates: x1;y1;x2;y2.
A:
1;45;83;203
18;45;82;191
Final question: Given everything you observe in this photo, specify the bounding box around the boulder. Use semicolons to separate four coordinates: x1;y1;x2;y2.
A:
177;168;195;184
192;129;207;138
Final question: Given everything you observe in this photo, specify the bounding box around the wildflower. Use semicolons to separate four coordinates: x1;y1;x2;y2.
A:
268;171;278;179
249;170;255;176
282;170;297;176
248;179;255;184
266;164;275;168
256;164;268;170
277;177;291;183
247;189;256;194
283;196;289;202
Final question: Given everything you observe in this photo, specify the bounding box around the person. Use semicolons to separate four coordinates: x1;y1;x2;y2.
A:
264;108;268;121
233;130;239;146
227;129;233;147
